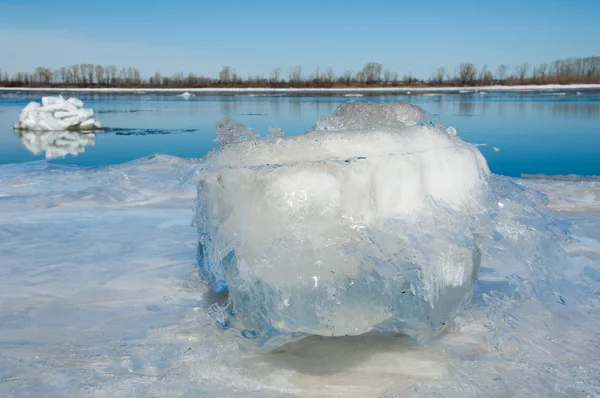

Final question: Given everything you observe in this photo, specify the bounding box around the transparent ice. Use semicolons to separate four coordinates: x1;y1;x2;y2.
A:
193;102;569;351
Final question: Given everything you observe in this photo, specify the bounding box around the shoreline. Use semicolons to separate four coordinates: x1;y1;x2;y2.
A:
1;84;600;95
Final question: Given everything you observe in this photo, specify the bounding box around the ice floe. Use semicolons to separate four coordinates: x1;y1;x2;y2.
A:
13;96;102;131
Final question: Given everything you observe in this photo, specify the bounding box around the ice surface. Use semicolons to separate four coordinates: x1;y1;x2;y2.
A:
1;153;599;397
194;102;521;350
13;95;102;131
15;129;95;159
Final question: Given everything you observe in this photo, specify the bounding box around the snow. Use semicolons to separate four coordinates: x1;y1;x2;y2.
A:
193;102;584;352
13;95;102;131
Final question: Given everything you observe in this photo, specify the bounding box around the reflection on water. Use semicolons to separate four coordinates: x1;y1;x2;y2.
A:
15;130;95;159
458;101;476;116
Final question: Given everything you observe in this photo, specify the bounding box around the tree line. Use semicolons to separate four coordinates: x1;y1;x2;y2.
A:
1;56;599;88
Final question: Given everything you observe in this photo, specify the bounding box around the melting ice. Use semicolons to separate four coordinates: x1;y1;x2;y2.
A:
194;103;571;351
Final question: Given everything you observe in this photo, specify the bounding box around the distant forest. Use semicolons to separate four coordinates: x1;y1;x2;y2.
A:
1;56;599;88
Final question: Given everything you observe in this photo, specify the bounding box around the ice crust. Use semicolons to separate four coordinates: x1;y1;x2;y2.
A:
1;153;599;396
195;102;497;350
13;96;102;131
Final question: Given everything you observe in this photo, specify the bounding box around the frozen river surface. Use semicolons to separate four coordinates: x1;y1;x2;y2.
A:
1;92;599;397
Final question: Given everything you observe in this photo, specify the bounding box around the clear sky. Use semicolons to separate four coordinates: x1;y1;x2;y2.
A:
0;0;598;79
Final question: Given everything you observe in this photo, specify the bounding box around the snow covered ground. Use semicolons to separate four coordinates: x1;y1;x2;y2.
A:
1;155;599;397
1;84;600;94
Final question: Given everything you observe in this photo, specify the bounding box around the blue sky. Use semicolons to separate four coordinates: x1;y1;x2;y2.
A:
0;0;598;79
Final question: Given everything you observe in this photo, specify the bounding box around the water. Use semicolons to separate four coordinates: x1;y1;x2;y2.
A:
1;91;599;177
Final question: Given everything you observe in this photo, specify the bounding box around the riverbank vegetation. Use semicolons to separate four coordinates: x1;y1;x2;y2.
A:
1;56;599;89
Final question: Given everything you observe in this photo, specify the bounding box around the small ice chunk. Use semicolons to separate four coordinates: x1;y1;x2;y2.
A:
42;96;64;107
493;146;500;152
13;96;101;132
267;127;284;138
178;92;194;98
66;97;84;108
214;118;259;147
79;118;97;128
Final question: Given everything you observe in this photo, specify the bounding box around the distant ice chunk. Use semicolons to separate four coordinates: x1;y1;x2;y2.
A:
14;96;102;131
195;102;493;350
16;129;95;159
178;92;194;98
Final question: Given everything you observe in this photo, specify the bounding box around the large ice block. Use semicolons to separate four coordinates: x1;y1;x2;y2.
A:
194;102;491;350
14;96;102;131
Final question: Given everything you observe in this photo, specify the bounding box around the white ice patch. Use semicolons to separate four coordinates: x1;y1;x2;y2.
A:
13;95;102;131
521;175;600;212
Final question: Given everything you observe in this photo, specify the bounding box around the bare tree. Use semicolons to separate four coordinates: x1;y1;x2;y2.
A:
340;70;352;85
219;66;234;84
59;67;70;84
458;63;477;85
433;67;446;84
150;71;162;86
355;70;366;84
95;65;105;85
105;65;117;85
325;66;335;83
532;63;548;82
71;65;80;84
361;62;383;84
288;65;303;83
85;64;94;84
270;67;281;83
496;64;508;82
478;65;493;84
383;68;392;83
516;63;529;81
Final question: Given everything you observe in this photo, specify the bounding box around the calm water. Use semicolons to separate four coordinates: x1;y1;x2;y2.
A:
1;92;599;177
